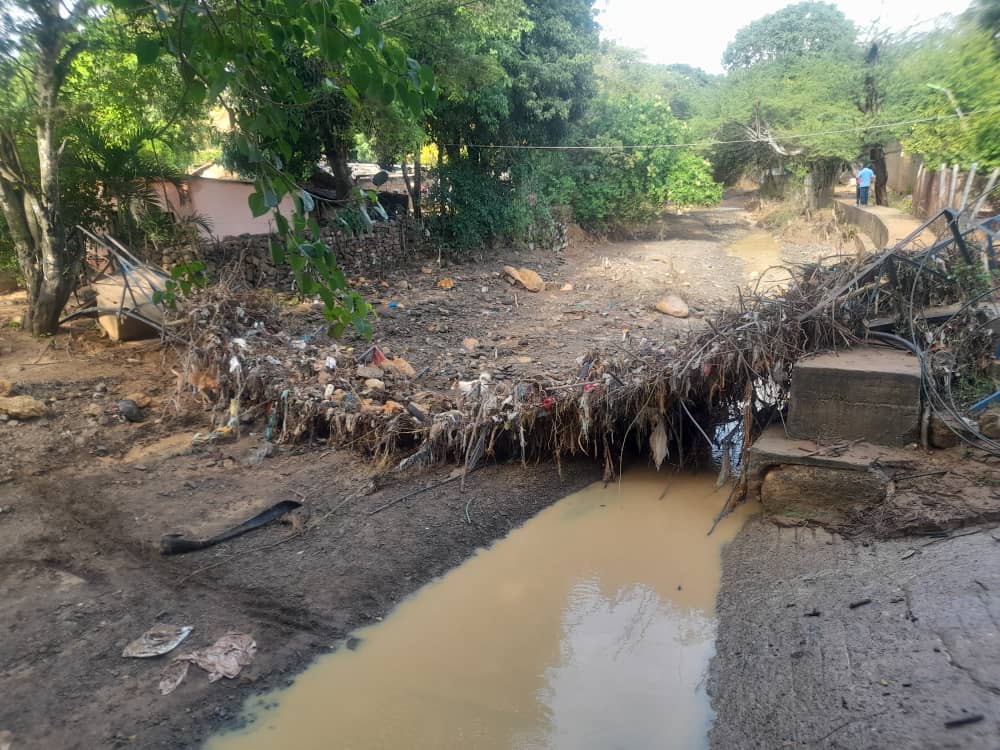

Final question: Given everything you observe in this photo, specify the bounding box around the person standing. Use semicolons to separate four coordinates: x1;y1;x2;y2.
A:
856;163;875;206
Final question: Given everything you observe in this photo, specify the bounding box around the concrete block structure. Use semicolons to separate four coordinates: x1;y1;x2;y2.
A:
786;347;922;447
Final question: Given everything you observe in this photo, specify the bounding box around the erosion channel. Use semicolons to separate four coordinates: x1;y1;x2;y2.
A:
206;470;753;750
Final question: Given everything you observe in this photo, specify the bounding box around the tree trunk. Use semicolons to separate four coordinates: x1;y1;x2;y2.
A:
324;136;354;202
0;0;80;335
401;159;414;216
413;151;422;221
870;145;888;207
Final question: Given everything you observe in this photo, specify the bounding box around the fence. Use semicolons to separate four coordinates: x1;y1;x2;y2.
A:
885;142;999;220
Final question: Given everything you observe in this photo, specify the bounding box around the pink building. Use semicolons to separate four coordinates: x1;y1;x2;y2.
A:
155;164;297;239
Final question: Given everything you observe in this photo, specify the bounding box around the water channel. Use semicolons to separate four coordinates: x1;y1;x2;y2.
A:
206;469;754;750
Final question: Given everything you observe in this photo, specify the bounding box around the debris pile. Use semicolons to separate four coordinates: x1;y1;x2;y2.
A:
156;220;418;291
172;206;1000;489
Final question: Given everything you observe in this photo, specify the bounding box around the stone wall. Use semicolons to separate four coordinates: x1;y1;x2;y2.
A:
155;219;420;291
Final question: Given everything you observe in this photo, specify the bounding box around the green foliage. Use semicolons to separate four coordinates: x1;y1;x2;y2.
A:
885;23;1000;169
722;2;857;70
152;260;209;309
544;94;722;229
114;0;436;339
666;152;724;206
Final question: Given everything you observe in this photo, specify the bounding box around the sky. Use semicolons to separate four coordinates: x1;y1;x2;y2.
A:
596;0;975;74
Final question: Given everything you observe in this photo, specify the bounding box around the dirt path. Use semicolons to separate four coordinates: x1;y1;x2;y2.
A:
0;196;902;749
709;520;1000;749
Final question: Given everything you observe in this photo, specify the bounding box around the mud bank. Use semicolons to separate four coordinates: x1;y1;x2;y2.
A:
709;518;1000;749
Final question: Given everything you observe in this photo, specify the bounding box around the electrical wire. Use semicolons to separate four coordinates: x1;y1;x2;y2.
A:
446;106;1000;152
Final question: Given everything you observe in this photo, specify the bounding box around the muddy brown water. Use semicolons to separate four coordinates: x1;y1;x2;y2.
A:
206;470;753;750
724;229;787;290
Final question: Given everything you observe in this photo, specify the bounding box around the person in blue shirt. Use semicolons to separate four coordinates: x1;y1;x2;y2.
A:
856;164;875;206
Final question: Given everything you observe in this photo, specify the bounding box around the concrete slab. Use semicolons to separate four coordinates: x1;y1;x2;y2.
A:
746;426;920;526
786;347;921;446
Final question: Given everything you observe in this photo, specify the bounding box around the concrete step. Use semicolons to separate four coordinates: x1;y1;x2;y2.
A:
786;346;921;447
746;426;919;525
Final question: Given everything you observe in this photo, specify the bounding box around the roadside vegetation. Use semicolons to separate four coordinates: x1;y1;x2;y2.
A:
0;0;998;336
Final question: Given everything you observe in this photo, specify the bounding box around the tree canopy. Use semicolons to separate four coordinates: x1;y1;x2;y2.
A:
721;2;857;70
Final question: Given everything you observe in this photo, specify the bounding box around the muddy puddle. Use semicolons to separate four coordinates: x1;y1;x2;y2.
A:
206;470;754;750
724;230;787;288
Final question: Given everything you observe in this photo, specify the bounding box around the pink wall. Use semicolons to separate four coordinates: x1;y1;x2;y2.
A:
155;177;297;239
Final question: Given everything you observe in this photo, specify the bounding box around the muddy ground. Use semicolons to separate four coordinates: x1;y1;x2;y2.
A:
0;194;989;749
709;520;1000;749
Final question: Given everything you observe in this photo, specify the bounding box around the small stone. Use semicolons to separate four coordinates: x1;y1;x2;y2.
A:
364;378;385;391
502;265;545;292
356;365;384;380
655;294;689;318
0;378;13;396
517;356;533;364
560;283;573;292
8;419;19;427
0;395;48;420
407;402;429;422
979;407;1000;439
382;400;405;416
117;399;145;422
95;382;108;393
125;392;152;408
462;337;479;352
385;358;417;378
87;403;104;418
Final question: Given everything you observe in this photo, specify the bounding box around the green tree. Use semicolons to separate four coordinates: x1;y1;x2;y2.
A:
722;1;857;70
885;22;1000;170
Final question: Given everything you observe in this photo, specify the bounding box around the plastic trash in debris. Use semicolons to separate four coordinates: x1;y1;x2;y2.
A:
388;301;399;309
122;624;194;658
159;632;257;695
191;425;236;446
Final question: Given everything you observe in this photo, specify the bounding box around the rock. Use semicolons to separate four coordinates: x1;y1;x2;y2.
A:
929;413;962;449
655;295;689;318
95;382;108;393
385;357;417;378
355;365;384;379
462;337;479;352
0;395;47;420
407;402;429;422
560;283;573;292
979;407;1000;440
125;392;152;408
502;266;545;292
117;399;145;422
86;403;104;418
0;378;12;397
517;356;533;364
363;378;385;391
382;400;405;416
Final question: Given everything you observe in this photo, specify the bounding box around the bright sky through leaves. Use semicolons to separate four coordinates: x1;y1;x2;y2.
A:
596;0;974;73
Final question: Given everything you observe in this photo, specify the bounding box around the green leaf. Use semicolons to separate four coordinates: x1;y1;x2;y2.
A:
318;27;346;61
135;37;160;65
248;192;268;217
